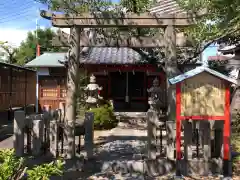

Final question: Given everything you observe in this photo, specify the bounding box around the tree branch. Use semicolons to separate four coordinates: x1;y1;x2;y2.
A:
184;27;240;64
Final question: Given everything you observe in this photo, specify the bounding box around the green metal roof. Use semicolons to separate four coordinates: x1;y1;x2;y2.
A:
25;52;66;67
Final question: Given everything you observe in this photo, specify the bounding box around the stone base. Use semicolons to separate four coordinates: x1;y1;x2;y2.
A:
100;158;225;177
101;158;175;177
178;158;223;176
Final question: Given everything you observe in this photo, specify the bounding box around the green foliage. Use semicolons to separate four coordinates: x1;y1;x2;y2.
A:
232;110;240;134
89;102;117;130
120;0;154;13
232;110;240;173
15;28;63;65
26;160;63;180
178;0;240;45
0;149;25;180
1;28;63;65
0;41;18;64
0;149;63;180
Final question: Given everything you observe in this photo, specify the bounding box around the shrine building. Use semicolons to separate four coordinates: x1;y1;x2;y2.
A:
25;48;200;112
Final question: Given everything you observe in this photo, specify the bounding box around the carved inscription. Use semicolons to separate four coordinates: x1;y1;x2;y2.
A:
180;73;225;116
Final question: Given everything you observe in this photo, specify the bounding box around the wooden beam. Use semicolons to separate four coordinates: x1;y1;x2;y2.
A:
40;11;196;28
52;31;192;47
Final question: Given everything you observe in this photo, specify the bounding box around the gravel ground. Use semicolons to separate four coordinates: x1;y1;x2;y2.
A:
85;121;240;180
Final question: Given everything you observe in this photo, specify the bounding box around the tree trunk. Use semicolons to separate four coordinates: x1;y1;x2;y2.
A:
65;27;81;159
164;25;180;122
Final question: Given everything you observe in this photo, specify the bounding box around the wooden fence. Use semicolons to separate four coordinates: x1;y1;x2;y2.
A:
0;62;36;111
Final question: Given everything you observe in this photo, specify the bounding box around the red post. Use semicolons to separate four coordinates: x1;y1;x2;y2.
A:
37;44;40;56
176;82;182;160
223;83;230;160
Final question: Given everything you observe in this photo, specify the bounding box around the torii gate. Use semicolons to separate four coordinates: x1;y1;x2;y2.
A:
40;10;198;161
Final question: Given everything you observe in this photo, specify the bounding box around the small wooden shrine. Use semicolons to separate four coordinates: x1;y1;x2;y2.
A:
169;66;238;176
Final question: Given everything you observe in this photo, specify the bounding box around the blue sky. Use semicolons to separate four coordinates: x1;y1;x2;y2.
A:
0;0;51;46
0;0;121;46
0;0;218;61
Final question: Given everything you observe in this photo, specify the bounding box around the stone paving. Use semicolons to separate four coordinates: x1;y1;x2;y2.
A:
55;119;150;179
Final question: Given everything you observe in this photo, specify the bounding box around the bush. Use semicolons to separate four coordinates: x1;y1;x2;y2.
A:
0;149;63;180
232;110;240;174
89;103;117;130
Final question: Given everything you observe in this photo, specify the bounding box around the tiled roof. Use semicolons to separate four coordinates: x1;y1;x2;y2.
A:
149;0;187;15
81;47;142;64
25;48;143;67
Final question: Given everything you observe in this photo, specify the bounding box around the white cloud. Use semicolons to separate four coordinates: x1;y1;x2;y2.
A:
0;28;30;47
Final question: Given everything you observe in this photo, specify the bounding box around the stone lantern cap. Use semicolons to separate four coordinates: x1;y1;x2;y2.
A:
85;74;102;91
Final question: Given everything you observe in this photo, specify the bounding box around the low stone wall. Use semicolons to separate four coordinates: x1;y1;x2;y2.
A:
13;110;94;159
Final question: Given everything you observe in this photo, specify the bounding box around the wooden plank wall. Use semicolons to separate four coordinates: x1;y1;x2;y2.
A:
38;76;66;111
0;65;36;111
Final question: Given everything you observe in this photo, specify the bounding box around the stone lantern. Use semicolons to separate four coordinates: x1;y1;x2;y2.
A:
147;77;163;115
85;74;103;108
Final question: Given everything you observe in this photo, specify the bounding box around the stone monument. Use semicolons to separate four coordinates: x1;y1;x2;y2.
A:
146;77;164;160
147;77;164;116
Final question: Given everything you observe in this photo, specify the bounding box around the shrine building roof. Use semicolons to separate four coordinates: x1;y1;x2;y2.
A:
169;66;239;85
25;48;144;67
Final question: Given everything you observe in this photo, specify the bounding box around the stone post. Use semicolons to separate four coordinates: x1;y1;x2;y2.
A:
200;121;211;175
43;111;50;148
166;121;175;160
183;121;193;160
49;120;58;157
84;112;94;159
65;120;75;159
32;119;44;156
13;111;25;157
147;111;157;159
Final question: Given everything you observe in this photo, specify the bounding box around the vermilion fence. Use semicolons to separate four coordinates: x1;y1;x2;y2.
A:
0;62;36;111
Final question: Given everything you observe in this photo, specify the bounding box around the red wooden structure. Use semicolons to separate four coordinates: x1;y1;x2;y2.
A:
169;66;238;176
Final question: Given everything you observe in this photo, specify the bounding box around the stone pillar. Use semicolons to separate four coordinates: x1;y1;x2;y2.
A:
43;111;50;147
25;116;33;154
147;111;157;159
32;119;44;156
212;121;223;174
13;111;25;157
213;121;223;157
84;112;94;159
65;120;75;159
166;121;175;160
200;121;211;175
49;120;58;157
183;121;193;160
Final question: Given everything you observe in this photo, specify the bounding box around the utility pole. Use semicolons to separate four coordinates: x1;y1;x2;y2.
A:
35;8;40;113
36;17;40;57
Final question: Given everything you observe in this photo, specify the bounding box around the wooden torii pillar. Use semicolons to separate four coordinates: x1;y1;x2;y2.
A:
40;11;195;159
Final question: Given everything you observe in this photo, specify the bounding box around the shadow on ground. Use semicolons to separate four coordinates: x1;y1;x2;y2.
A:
51;135;149;179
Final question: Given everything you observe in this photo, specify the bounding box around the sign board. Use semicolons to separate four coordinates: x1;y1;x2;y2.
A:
181;72;225;116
